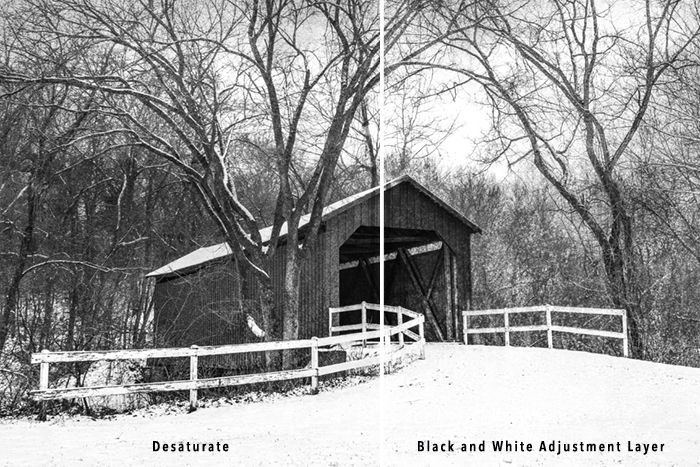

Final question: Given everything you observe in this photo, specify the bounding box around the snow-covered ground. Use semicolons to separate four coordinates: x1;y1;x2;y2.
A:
1;344;699;466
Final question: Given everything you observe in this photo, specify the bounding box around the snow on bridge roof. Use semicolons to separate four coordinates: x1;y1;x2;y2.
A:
146;175;480;278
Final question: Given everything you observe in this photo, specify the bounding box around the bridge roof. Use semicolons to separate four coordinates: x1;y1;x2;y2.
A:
146;175;480;278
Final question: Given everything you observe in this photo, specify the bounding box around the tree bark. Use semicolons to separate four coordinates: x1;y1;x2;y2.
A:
601;235;645;358
0;182;36;352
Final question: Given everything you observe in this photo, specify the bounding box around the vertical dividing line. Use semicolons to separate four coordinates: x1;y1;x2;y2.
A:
378;0;386;464
362;301;368;345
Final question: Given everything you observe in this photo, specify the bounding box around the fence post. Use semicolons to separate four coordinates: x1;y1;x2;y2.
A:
311;337;319;393
189;345;199;411
621;310;629;358
418;318;426;359
503;311;510;347
38;349;49;421
463;311;468;345
328;308;333;337
398;311;404;346
546;305;553;349
382;327;390;375
361;301;367;345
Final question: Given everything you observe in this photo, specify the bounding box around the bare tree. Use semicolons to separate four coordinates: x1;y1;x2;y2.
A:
633;66;700;265
0;0;401;357
399;0;700;357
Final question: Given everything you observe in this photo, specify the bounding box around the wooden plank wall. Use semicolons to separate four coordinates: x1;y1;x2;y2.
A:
154;261;242;347
261;236;331;340
299;236;328;339
153;260;266;370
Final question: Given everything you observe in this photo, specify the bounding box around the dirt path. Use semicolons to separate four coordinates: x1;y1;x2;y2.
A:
1;344;699;466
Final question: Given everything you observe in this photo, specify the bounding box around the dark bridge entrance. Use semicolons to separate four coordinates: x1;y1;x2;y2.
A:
339;226;460;341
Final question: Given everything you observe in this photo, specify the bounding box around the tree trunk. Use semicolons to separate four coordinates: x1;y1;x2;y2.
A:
0;183;35;352
601;239;645;358
282;248;301;343
281;251;301;370
39;283;54;351
66;281;78;350
358;100;378;186
256;276;281;370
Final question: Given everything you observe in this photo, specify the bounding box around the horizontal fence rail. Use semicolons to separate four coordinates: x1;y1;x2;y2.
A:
328;301;424;353
32;303;425;412
463;305;628;357
329;302;426;358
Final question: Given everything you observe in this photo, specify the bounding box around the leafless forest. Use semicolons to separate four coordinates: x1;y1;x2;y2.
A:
1;0;700;414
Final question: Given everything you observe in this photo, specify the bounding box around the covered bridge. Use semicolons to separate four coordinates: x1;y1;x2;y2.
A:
147;175;480;353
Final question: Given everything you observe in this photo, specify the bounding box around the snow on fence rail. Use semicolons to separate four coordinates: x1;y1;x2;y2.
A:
31;303;424;414
463;305;628;357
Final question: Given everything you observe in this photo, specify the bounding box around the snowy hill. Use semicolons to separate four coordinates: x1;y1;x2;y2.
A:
1;344;699;466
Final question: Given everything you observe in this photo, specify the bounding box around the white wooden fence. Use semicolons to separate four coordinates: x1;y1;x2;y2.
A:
328;301;425;357
463;305;629;357
32;303;424;412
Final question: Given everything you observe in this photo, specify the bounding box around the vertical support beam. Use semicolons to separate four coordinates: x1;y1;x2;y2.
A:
359;259;379;303
189;345;198;411
398;311;404;346
450;253;458;340
621;310;629;358
384;260;397;307
311;337;319;393
453;249;464;340
418;319;426;359
464;235;472;312
443;246;454;341
546;305;553;349
361;301;367;345
463;312;469;345
504;311;510;347
38;350;49;421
